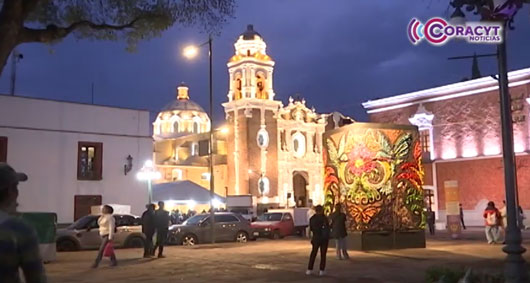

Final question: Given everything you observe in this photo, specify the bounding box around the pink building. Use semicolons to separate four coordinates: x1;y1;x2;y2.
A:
363;67;530;227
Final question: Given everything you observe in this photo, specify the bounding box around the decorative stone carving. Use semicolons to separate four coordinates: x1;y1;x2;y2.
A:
408;104;434;130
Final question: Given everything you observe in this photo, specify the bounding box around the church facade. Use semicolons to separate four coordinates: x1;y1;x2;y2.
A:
153;25;352;209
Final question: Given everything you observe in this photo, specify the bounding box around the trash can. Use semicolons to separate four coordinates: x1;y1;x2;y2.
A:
19;212;57;263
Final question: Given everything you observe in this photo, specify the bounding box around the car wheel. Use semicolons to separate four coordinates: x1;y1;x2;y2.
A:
57;239;78;252
271;230;281;240
126;236;145;248
182;234;198;246
235;231;248;243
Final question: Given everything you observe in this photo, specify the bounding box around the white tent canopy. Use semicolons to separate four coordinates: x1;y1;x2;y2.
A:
152;181;225;204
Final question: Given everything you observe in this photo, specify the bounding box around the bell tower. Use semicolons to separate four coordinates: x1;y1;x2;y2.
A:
223;25;281;204
227;24;276;101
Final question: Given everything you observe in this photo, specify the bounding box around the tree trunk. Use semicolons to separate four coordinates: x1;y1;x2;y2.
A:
0;0;24;77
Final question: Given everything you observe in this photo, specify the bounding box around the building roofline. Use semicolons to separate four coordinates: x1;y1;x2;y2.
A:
362;67;530;110
0;93;151;113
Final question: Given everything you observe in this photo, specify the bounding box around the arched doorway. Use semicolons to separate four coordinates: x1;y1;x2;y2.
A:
293;172;308;207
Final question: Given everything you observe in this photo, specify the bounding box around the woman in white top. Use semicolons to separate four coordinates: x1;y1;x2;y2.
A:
92;205;117;268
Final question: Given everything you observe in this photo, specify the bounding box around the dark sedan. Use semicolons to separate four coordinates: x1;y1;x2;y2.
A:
168;212;254;246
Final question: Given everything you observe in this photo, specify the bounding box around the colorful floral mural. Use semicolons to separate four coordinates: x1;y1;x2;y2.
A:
323;125;425;232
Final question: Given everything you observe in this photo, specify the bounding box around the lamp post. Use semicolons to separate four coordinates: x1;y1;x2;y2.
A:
183;35;216;244
136;160;161;204
449;1;528;281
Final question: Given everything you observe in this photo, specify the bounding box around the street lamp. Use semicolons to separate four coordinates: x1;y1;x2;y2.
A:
449;1;528;281
136;160;161;204
183;35;216;244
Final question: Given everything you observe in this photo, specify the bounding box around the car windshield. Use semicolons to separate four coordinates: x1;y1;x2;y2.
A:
183;214;209;225
257;213;282;222
68;216;96;230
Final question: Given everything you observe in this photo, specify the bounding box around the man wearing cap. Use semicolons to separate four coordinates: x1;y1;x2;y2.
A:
0;163;47;283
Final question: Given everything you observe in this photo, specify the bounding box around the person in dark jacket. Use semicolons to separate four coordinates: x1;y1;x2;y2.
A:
306;205;330;276
426;208;435;235
141;204;156;258
153;201;170;258
330;204;349;260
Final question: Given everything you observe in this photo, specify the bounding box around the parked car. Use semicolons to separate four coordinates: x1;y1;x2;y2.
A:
56;214;145;251
251;212;295;239
168;212;255;246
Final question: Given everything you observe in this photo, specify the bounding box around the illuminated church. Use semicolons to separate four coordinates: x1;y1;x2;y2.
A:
153;25;353;209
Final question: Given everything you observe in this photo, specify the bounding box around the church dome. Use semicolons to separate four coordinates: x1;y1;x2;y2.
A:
153;83;210;140
161;96;206;113
233;24;268;58
240;24;262;40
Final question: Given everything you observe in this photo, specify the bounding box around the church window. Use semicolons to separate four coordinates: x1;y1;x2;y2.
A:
234;78;242;100
292;132;306;158
258;176;270;195
280;131;286;151
193;121;200;134
173;121;179;133
257;129;269;149
247;50;250;56
256;74;266;99
420;129;430;153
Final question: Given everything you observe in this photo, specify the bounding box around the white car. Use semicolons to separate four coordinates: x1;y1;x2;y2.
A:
56;214;145;251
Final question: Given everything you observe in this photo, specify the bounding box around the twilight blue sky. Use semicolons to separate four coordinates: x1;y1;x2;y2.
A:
1;0;529;124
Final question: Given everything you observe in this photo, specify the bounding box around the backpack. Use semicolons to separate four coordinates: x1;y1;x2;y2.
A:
486;211;498;226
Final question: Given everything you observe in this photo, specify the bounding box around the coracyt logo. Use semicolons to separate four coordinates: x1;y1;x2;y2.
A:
408;17;503;46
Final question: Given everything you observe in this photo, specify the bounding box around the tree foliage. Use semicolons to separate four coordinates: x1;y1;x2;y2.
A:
0;0;235;75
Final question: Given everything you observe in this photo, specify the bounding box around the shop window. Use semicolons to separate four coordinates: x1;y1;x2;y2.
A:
78;142;103;180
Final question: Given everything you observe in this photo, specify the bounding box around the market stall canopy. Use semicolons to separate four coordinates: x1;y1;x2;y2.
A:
152;181;225;204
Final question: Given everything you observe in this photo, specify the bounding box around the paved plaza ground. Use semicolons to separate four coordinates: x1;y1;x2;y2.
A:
45;229;530;283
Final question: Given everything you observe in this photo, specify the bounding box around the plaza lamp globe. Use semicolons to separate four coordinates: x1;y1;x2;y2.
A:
183;45;199;59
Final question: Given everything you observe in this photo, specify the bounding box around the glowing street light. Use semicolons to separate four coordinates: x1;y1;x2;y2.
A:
183;45;199;59
219;127;229;134
136;160;161;204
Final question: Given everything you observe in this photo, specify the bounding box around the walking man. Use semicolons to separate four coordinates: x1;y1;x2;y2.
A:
153;201;170;258
330;204;349;260
459;204;466;230
306;205;330;276
483;201;501;244
0;163;47;282
141;204;156;258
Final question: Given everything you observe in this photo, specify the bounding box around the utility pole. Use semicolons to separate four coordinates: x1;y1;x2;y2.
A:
10;49;23;96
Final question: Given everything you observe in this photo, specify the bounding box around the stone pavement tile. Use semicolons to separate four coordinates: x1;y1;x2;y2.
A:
45;237;530;283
